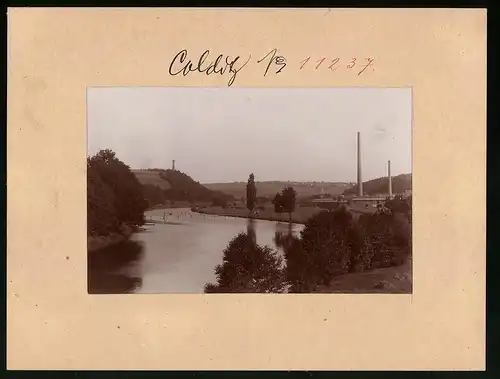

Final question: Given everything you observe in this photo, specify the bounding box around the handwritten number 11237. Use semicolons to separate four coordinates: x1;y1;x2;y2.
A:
300;57;375;75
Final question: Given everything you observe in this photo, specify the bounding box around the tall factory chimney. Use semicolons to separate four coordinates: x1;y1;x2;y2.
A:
388;160;393;198
172;160;176;171
357;132;363;197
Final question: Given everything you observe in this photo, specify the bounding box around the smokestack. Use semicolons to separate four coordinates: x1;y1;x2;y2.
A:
172;160;175;171
357;132;363;197
388;160;392;198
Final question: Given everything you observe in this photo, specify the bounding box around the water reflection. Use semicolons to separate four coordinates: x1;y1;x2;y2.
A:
247;217;256;245
87;239;144;294
88;209;306;293
272;225;313;293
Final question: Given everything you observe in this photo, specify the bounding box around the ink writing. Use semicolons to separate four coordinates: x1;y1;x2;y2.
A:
168;49;375;86
257;48;287;76
299;56;375;76
169;49;252;87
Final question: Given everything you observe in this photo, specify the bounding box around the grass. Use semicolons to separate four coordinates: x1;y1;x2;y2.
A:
193;204;323;224
132;170;171;190
316;259;412;293
203;181;353;199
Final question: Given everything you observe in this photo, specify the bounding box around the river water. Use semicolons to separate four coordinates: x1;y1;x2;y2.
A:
88;208;304;294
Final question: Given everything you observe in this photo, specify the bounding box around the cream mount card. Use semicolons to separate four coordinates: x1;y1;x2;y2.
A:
7;8;486;370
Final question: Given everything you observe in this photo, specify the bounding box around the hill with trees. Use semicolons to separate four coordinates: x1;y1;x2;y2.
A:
343;173;412;196
132;169;234;208
204;181;352;199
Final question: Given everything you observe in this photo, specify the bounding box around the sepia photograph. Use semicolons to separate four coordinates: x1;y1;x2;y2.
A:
87;87;412;294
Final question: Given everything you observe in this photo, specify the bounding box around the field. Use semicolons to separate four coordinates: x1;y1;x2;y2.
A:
317;259;412;293
203;181;353;199
132;170;171;190
194;204;323;224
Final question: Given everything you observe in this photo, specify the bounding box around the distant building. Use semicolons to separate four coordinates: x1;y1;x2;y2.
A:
311;198;347;210
349;196;385;211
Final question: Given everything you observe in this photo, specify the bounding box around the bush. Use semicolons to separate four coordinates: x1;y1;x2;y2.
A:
358;211;411;269
298;208;356;284
204;233;285;293
282;206;412;290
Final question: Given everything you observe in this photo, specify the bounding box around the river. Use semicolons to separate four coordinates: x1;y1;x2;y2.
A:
88;208;304;294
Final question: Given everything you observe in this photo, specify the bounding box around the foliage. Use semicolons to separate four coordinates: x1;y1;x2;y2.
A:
273;192;284;213
273;187;297;221
246;173;257;214
142;184;165;208
385;194;412;222
87;161;118;236
204;201;412;292
204;232;285;293
87;149;147;236
281;187;297;219
281;205;412;291
358;210;412;269
298;207;358;284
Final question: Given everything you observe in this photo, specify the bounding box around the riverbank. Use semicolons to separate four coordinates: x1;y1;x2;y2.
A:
87;224;135;252
317;259;412;293
147;201;212;211
192;205;322;224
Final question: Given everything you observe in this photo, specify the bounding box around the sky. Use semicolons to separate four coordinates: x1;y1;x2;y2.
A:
87;87;412;183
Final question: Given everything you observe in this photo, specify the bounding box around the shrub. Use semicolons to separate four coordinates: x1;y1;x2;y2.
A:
290;208;357;286
204;233;286;293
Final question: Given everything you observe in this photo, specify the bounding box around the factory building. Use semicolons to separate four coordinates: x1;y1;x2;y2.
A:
311;132;396;213
348;132;394;212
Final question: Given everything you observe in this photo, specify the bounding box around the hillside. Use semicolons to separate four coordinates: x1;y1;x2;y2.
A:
343;173;412;196
132;169;233;207
133;170;171;190
204;181;353;199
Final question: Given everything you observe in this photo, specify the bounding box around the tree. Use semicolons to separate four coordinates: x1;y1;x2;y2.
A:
281;187;297;222
204;232;285;293
87;149;147;237
299;208;356;284
87;160;117;236
273;192;283;213
357;211;411;269
246;173;257;216
142;184;165;208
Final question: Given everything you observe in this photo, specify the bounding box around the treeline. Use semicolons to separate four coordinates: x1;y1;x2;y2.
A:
283;202;411;292
204;197;412;293
140;169;233;208
87;149;147;237
343;173;412;196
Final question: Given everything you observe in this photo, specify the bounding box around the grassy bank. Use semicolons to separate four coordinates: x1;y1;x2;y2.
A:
193;205;322;224
147;201;211;211
317;259;412;294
